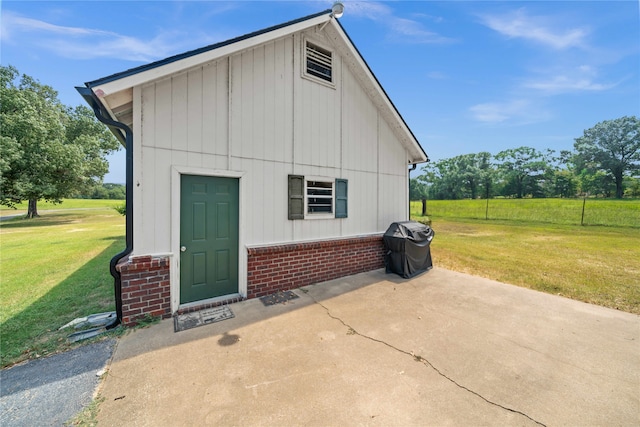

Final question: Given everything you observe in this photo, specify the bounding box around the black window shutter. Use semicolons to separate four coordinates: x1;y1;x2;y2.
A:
288;175;304;220
335;178;348;218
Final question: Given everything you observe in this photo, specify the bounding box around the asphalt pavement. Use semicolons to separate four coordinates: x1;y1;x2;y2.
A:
0;339;116;426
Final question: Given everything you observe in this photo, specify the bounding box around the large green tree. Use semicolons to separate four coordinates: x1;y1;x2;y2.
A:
409;178;428;201
473;152;495;199
418;152;496;200
419;158;465;200
453;153;481;199
494;147;552;198
0;65;119;217
548;170;578;198
573;116;640;199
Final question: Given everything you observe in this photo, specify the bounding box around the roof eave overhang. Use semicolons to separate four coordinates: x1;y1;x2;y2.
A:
82;11;334;146
81;9;428;163
86;12;332;97
76;86;127;146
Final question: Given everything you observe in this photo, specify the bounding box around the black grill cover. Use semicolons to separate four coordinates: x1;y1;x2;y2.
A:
383;221;434;278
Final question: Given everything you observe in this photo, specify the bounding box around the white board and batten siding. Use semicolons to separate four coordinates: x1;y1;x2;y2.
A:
132;30;410;257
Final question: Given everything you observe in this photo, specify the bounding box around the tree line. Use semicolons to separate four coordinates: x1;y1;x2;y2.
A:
1;66;638;219
412;116;640;200
75;183;125;200
1;66;120;218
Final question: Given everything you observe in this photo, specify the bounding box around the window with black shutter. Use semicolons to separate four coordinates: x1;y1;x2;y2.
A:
288;175;348;220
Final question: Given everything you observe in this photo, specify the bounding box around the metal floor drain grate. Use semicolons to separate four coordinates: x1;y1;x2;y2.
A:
259;290;299;306
174;306;234;332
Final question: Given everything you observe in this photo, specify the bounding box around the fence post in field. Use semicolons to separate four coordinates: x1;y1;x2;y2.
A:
581;197;586;226
421;199;427;216
485;197;489;220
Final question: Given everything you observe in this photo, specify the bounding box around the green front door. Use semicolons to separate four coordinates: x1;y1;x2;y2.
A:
180;175;239;304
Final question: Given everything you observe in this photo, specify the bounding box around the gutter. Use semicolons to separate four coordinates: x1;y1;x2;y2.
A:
76;86;133;328
408;163;417;220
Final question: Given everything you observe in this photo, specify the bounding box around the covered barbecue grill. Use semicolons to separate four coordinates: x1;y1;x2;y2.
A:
383;221;434;278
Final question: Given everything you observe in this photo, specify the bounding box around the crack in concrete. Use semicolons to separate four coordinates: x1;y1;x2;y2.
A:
311;297;547;427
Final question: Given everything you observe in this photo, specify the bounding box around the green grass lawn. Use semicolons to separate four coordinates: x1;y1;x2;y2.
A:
420;217;640;314
1;198;124;218
411;198;640;228
1;205;125;367
411;199;639;314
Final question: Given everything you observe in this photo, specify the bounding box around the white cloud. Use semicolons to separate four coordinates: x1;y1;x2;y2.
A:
469;102;516;123
342;1;391;20
345;1;454;44
3;2;453;64
3;14;114;37
469;99;549;124
477;9;620;97
410;12;444;24
426;71;448;80
523;65;618;94
43;34;177;62
1;11;217;62
525;75;615;93
389;16;452;43
479;8;589;50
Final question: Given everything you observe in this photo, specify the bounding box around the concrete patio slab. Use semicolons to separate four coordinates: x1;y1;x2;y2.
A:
96;268;639;426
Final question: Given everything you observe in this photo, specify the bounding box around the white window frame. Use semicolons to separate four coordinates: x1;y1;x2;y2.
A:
302;37;336;89
304;176;335;219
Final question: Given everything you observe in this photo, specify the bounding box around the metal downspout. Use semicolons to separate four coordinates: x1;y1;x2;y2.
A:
409;163;417;220
76;87;133;328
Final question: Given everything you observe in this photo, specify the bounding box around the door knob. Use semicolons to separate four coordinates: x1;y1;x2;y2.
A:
180;246;187;252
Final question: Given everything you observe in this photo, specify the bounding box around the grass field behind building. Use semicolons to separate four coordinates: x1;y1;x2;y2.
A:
411;198;640;228
410;198;639;315
421;218;639;315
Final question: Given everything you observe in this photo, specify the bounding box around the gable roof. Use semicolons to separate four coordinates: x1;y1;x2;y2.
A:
78;9;428;164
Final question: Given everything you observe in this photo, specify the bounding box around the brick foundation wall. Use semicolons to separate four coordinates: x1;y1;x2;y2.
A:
247;235;385;299
114;235;384;325
117;255;172;326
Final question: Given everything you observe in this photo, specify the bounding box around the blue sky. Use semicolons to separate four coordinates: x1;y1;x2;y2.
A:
2;1;638;183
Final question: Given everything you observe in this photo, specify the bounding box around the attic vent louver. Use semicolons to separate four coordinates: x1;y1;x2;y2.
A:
306;41;332;83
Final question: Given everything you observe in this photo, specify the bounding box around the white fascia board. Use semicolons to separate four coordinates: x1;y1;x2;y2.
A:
91;14;332;98
328;20;427;164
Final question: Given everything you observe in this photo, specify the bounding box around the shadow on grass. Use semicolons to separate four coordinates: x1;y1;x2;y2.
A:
1;239;124;369
0;212;87;229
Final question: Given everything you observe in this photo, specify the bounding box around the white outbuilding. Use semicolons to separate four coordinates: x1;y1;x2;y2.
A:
78;6;428;325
